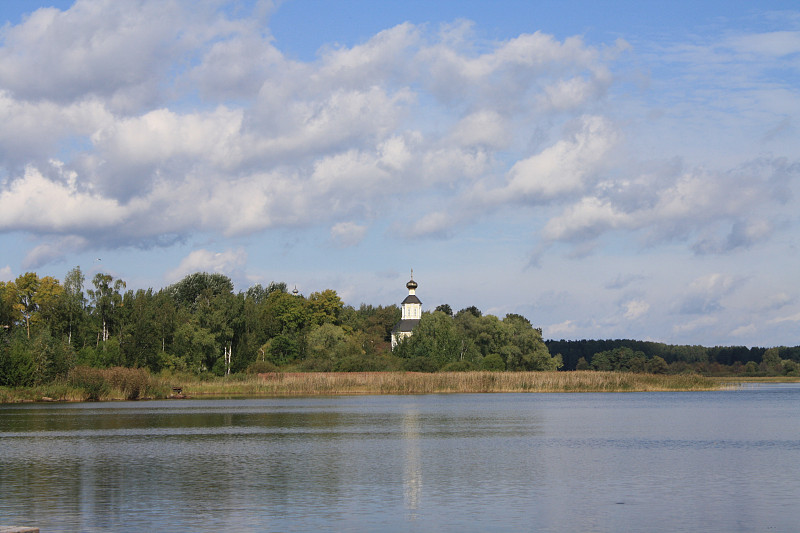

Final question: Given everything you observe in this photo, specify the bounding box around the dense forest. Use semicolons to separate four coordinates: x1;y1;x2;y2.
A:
547;340;800;376
0;268;559;387
2;268;797;388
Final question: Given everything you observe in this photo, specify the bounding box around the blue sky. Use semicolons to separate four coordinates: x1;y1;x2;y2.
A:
1;0;799;347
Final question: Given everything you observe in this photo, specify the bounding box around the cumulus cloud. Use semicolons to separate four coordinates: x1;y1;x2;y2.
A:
622;299;650;320
0;0;199;110
330;222;367;247
23;236;89;269
0;1;627;262
0;0;798;292
678;273;738;315
0;164;125;232
166;248;247;283
545;319;579;337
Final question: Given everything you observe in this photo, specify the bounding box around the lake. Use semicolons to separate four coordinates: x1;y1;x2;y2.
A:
1;384;799;532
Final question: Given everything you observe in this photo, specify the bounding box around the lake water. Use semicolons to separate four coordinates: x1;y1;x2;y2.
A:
2;384;799;532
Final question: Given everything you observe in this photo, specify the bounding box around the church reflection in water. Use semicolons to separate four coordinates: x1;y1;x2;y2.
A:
402;408;422;517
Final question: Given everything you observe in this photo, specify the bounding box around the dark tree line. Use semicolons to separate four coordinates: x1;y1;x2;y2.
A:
548;339;800;376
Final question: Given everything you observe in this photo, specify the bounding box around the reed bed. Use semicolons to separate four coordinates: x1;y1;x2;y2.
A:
178;371;719;396
0;371;723;403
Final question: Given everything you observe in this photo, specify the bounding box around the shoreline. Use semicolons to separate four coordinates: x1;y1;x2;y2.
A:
1;371;774;404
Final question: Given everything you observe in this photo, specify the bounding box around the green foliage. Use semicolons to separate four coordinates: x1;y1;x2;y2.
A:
402;356;439;372
68;366;110;401
481;353;506;371
5;268;799;389
168;272;234;307
245;360;279;374
647;356;669;374
435;304;453;316
592;347;648;372
105;367;151;400
743;360;759;375
0;329;36;386
307;289;344;325
440;360;476;372
394;309;557;372
456;306;482;318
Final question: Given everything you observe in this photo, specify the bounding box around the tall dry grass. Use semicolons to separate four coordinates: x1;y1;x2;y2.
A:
178;371;719;396
0;370;723;403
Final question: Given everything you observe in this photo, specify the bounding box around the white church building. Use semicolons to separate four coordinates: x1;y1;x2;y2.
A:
391;272;421;349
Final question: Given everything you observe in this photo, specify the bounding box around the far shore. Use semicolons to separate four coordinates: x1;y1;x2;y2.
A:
4;371;797;404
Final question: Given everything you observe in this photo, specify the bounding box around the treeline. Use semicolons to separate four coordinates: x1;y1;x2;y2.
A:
0;268;558;387
547;339;800;376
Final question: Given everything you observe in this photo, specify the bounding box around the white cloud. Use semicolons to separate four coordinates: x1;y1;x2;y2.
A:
731;323;757;338
449;110;510;149
678;273;738;315
546;319;578;337
22;236;89;269
768;312;800;325
166;248;247;283
0;265;12;280
623;299;650;320
672;315;718;334
0;164;125;232
0;0;196;110
330;222;367;247
0;1;629;263
501;115;618;201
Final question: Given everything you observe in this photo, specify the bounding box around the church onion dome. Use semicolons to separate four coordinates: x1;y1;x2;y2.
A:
406;279;418;290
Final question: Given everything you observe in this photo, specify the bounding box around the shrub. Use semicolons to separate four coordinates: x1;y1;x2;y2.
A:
481;353;506;371
402;356;438;372
245;360;279;374
105;367;150;400
68;366;109;401
439;361;476;372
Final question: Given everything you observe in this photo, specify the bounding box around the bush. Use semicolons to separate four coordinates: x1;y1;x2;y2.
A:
0;329;37;387
245;360;279;374
402;356;439;372
439;361;476;372
481;353;506;371
105;367;150;400
68;366;109;401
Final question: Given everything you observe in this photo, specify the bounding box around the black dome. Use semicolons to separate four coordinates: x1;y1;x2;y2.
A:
406;279;418;290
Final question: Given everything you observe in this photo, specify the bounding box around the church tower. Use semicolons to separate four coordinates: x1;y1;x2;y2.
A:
391;270;421;349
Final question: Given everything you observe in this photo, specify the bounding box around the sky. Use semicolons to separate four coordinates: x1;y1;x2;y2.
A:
1;0;799;347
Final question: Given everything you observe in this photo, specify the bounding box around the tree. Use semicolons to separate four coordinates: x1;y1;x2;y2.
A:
305;323;349;370
307;289;344;326
168;272;234;308
9;273;63;339
88;273;126;344
0;280;17;332
646;355;668;374
503;314;559;371
120;289;161;370
456;306;482;318
435;304;453;316
62;266;86;346
13;272;39;339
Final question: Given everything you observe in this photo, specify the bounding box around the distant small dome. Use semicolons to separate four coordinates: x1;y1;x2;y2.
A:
406;279;418;290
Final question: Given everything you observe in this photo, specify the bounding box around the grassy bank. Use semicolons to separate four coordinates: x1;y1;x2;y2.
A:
711;375;800;383
181;371;720;396
1;371;725;403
